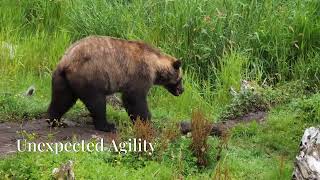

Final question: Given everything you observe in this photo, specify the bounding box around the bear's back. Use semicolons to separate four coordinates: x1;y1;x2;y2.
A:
56;36;171;93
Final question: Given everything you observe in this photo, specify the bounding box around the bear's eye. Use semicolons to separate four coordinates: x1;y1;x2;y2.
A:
173;60;182;70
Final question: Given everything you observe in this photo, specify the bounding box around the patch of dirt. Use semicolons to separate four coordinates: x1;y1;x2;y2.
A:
180;111;267;136
0;110;267;156
0;119;117;156
0;95;123;156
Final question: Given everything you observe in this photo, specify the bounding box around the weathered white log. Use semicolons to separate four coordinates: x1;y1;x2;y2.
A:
52;160;75;180
293;127;320;180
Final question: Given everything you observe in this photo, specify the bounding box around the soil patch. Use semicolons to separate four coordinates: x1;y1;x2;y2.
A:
0;119;117;156
0;110;267;156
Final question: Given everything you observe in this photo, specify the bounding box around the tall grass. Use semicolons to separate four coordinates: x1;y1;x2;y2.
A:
214;52;249;105
66;0;320;85
0;0;66;34
0;0;319;113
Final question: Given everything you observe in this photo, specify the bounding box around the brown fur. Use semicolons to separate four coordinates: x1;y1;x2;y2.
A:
48;36;184;132
58;36;179;93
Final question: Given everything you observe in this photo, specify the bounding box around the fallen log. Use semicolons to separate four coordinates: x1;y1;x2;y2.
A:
180;111;266;137
293;127;320;180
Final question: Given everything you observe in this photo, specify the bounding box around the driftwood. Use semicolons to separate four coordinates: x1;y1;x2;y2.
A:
52;160;75;180
293;127;320;180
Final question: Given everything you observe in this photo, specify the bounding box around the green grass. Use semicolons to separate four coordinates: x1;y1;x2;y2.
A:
1;96;318;179
65;0;320;84
0;0;319;179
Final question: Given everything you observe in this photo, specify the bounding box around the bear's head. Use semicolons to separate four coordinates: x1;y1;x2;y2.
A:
156;59;184;96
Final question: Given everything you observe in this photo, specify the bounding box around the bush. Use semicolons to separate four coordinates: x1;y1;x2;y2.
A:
190;110;212;166
290;93;320;124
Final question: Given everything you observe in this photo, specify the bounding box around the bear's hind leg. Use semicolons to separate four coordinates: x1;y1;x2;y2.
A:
48;72;77;126
80;93;116;132
122;92;151;123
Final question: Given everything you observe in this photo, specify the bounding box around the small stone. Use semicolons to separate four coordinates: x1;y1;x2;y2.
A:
24;85;35;96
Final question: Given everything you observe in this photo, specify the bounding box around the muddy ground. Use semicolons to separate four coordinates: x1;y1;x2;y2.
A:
0;110;266;156
0;118;117;156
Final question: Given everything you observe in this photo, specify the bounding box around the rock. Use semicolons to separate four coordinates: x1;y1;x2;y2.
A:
1;41;16;60
180;121;191;134
24;85;35;96
293;127;320;180
52;160;75;180
62;119;78;127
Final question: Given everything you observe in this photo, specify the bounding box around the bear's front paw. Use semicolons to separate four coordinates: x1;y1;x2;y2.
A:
46;119;68;128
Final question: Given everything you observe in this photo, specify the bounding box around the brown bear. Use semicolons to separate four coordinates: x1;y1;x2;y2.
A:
47;36;184;132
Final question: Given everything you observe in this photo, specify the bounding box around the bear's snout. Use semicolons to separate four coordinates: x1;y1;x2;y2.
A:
176;86;184;96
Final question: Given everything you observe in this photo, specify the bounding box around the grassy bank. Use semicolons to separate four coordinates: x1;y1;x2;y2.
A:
0;0;319;179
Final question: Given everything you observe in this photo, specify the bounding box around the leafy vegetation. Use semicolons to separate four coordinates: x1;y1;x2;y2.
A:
0;0;319;179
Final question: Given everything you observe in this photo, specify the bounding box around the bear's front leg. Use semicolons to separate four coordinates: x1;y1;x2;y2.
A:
122;92;151;123
79;91;116;132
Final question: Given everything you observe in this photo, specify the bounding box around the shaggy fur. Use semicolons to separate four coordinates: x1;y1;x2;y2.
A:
48;36;184;132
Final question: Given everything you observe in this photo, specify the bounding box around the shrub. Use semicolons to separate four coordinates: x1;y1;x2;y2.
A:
189;110;212;166
133;118;155;152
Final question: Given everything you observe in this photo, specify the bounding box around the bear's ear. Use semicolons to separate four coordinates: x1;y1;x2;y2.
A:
173;60;182;70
